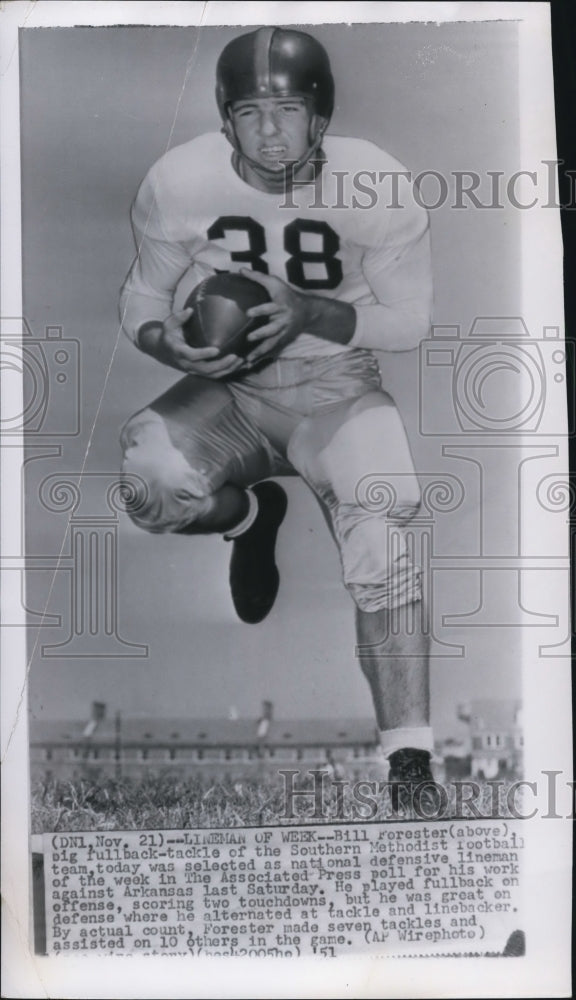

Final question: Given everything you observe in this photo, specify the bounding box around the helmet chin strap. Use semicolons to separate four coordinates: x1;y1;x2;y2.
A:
223;116;328;192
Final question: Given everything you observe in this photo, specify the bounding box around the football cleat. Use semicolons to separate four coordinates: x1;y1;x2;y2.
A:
388;748;442;820
229;481;288;624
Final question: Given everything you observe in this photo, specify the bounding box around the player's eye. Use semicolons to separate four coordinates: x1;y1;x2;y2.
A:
233;106;258;120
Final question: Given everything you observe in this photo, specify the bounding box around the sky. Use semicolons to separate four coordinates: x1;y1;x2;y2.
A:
17;19;535;740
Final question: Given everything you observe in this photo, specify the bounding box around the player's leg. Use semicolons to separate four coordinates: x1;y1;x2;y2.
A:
314;487;430;737
120;375;273;535
354;606;436;812
355;605;429;732
120;374;288;622
287;388;437;810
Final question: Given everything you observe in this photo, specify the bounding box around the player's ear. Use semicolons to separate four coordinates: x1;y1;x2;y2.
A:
310;114;328;142
221;115;236;145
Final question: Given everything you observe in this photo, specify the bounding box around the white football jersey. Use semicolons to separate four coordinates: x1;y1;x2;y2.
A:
120;132;432;359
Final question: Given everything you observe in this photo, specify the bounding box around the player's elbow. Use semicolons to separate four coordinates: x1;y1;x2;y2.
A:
399;303;432;350
352;299;432;352
413;307;433;345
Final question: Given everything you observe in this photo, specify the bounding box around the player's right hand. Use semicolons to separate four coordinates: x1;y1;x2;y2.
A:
138;308;244;378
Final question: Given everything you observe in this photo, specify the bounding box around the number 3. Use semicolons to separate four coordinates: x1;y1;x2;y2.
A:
207;216;343;290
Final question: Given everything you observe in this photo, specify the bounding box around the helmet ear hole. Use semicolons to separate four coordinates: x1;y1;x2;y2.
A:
309;114;328;144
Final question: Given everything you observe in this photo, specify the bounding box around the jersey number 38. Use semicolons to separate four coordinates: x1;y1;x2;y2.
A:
207;216;343;291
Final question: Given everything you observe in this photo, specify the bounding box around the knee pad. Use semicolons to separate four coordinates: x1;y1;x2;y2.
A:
287;390;422;610
120;410;214;534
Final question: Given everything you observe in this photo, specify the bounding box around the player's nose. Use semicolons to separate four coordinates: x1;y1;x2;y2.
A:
259;111;279;137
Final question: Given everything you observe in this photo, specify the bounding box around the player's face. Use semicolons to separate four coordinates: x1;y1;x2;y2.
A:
229;96;313;173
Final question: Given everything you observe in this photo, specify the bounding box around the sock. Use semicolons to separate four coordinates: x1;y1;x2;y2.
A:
379;726;434;761
223;489;258;540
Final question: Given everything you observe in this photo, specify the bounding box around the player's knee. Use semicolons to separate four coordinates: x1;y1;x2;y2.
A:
121;453;214;533
120;413;214;534
357;465;422;525
346;562;422;613
389;485;422;523
334;507;422;612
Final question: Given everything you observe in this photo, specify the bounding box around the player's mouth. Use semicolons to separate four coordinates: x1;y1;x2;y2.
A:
259;145;289;163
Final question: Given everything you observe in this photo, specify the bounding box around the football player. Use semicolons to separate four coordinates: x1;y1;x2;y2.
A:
120;27;436;812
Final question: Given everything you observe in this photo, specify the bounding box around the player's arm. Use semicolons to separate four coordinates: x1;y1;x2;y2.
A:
239;268;356;363
120;173;243;378
136;309;244;378
346;205;433;352
242;194;432;362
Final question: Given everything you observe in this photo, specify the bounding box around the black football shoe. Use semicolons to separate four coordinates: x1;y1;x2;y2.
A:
228;481;288;625
388;748;443;820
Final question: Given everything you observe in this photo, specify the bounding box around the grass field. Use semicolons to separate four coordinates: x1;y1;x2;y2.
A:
31;770;519;831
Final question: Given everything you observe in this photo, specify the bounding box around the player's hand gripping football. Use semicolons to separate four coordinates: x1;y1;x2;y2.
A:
240;269;312;364
138;308;244;378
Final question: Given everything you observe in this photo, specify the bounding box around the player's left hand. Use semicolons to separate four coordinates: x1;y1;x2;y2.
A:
239;268;312;365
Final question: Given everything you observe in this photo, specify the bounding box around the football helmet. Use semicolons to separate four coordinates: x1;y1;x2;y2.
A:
216;27;335;186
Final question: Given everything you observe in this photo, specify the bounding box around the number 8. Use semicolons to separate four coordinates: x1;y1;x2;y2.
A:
285;219;343;290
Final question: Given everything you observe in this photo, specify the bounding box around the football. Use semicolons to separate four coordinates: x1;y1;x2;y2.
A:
182;272;271;358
